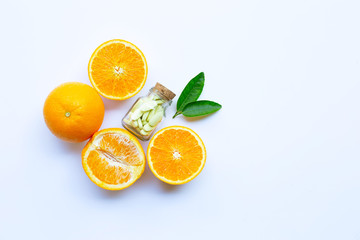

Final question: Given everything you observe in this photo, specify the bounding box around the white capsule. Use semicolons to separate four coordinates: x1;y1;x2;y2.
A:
130;109;143;120
137;118;143;129
142;111;150;122
148;106;164;126
146;109;155;122
143;123;154;132
151;94;161;100
131;120;138;128
130;99;144;112
139;98;157;112
123;118;131;125
155;99;165;105
140;129;150;136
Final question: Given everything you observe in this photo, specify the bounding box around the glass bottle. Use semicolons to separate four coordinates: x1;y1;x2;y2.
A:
122;83;176;141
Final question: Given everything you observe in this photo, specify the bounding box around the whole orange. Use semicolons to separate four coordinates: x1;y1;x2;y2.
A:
43;82;105;142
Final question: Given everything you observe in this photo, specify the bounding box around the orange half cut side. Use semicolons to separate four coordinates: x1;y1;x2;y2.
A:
82;128;146;190
147;126;206;185
88;39;148;100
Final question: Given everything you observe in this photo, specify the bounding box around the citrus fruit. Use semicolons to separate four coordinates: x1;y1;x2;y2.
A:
82;128;146;190
147;126;206;185
88;39;148;100
43;82;105;142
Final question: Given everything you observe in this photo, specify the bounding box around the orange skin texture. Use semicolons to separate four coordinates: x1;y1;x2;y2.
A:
43;82;105;142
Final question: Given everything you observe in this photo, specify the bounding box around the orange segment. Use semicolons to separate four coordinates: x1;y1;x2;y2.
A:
87;151;131;185
147;126;206;185
88;39;148;100
99;133;143;166
82;128;145;190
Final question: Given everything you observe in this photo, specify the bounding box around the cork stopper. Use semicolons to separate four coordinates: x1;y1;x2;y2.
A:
154;82;176;101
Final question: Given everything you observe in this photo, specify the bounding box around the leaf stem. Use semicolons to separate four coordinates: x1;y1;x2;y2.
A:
172;111;182;118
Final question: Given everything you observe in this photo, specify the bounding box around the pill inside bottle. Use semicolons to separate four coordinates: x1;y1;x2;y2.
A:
122;83;176;141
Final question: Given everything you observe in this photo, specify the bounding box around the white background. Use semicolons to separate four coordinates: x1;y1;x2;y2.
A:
1;0;359;239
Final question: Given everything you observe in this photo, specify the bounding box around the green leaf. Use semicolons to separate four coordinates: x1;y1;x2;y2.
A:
182;100;222;117
173;72;205;118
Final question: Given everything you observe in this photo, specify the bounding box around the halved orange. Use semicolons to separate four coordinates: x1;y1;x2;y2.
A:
82;128;146;190
88;39;148;100
147;126;206;185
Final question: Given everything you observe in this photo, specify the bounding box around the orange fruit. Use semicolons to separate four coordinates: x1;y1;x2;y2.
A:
82;128;146;190
147;126;206;185
43;82;104;142
88;39;148;100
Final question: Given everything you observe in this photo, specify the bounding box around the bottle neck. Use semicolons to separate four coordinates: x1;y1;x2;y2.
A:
149;88;171;103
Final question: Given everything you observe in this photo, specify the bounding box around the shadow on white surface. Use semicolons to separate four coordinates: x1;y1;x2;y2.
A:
59;140;86;154
137;165;184;193
92;185;130;198
82;165;184;198
181;112;220;122
133;166;156;187
159;182;182;192
40;117;185;198
95;167;158;197
181;115;208;122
